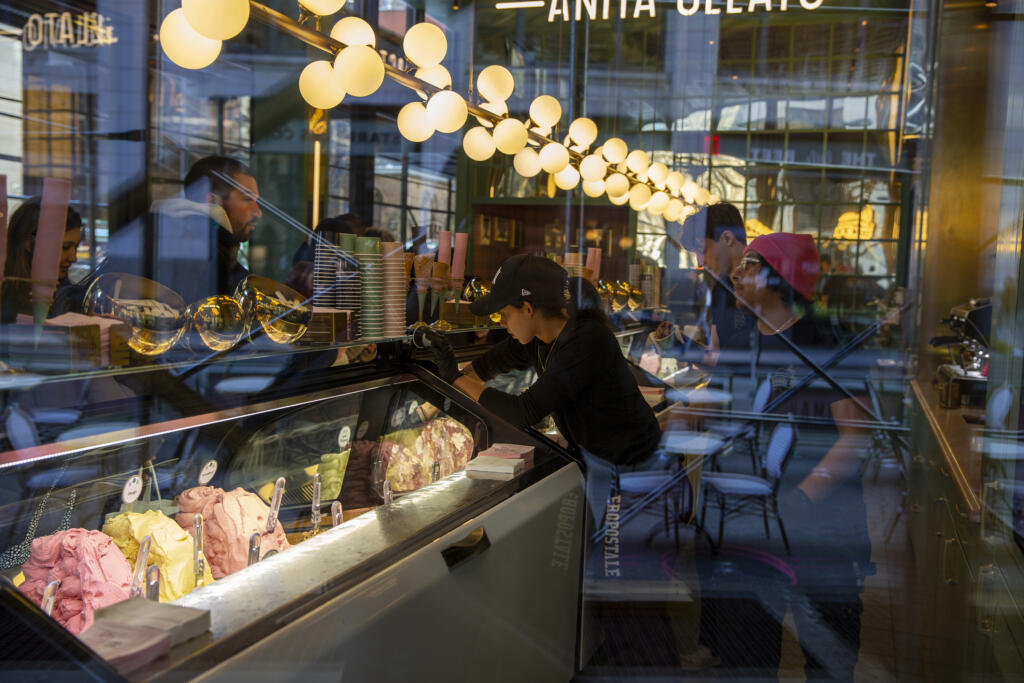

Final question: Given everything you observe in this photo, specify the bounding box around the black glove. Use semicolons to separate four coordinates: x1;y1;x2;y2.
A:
413;326;460;383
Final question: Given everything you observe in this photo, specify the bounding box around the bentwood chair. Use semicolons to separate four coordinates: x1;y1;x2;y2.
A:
707;378;772;473
700;422;797;553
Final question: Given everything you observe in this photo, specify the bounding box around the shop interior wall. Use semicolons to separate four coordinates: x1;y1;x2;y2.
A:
916;0;1004;380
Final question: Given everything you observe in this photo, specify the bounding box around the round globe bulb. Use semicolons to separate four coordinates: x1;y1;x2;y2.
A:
477;65;515;102
554;166;580;191
330;16;374;46
568;117;598;147
629;183;652;211
626;150;650;176
582;179;606;198
605;173;629;198
648;190;670;212
696;187;711;205
426;90;468;133
299;60;345;109
664;198;684;222
182;0;249;40
415;64;451;91
602;137;627;164
681;180;699;204
160;9;221;70
609;192;629;206
666;171;685;195
529;95;562;128
648;162;669;186
299;0;347;15
463;127;496;161
579;154;607;182
493;118;528;155
334;45;384;97
709;193;721;205
397;102;433;142
404;22;447;68
513;148;542;177
646;203;665;217
539;142;570;174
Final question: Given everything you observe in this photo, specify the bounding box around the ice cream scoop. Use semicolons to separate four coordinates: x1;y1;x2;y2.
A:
102;509;214;602
19;529;132;634
175;487;290;579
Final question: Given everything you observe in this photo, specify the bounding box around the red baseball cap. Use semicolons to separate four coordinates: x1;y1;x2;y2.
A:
744;233;820;301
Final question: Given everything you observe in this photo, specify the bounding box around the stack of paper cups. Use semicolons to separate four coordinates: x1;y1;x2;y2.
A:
313;236;340;308
382;242;407;336
628;263;643;289
585;248;602;284
356;236;382;338
336;233;359;329
564;251;584;278
450;232;468;301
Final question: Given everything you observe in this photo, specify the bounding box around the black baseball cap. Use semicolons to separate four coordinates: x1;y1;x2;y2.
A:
469;254;570;316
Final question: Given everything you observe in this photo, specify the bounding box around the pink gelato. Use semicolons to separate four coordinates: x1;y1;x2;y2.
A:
175;486;290;579
19;529;132;635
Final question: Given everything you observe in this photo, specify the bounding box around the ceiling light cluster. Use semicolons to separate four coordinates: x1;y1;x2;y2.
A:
158;0;717;226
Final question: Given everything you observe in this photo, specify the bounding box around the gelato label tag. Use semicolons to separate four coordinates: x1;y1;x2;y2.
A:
338;426;352;450
122;475;143;504
357;420;369;439
198;460;218;485
408;401;418;415
391;410;403;428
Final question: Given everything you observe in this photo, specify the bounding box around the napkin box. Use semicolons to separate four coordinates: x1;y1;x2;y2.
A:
466;455;525;479
479;443;534;469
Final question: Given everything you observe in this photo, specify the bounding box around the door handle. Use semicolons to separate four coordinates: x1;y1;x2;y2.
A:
441;527;490;572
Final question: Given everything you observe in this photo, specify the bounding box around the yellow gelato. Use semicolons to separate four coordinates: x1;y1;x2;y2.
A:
102;509;214;602
319;450;350;500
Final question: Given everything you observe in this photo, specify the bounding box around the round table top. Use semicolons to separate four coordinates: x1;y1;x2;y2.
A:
675;388;733;406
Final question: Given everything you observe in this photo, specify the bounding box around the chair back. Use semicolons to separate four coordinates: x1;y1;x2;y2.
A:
752;378;772;413
764;422;796;480
987;384;1014;431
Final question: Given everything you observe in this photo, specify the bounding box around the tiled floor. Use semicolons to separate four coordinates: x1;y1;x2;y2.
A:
576;431;914;682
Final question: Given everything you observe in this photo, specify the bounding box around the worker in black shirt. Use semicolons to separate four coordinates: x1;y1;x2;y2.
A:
414;254;662;524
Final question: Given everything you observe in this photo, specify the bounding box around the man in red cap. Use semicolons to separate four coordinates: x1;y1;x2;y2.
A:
730;232;821;336
694;231;874;679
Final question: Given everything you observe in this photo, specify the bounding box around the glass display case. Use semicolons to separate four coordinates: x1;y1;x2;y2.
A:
0;355;584;680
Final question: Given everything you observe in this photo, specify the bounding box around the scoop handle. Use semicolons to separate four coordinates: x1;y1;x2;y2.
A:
130;535;152;598
146;565;160;601
41;580;60;616
193;514;206;586
311;474;321;534
267;477;286;533
247;532;262;566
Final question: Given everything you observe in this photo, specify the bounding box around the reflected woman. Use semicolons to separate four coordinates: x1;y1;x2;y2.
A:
2;197;82;324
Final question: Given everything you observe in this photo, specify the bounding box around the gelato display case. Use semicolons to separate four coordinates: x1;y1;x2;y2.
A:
0;354;585;681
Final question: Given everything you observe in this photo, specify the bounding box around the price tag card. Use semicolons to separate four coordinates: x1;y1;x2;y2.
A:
122;474;143;505
198;460;218;485
338;426;352;451
356;420;369;439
